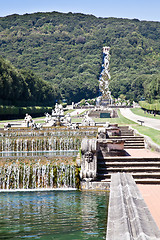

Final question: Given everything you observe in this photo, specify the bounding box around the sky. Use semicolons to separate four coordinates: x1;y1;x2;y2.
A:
0;0;160;22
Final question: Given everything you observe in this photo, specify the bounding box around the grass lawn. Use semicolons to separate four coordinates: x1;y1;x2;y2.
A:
0;118;24;123
76;109;88;116
131;108;160;120
133;124;160;146
71;118;82;123
93;111;136;125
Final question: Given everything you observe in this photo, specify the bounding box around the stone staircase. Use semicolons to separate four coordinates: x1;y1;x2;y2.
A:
95;125;160;184
119;126;134;136
97;156;160;184
110;136;145;149
80;125;160;189
124;136;145;149
110;126;145;149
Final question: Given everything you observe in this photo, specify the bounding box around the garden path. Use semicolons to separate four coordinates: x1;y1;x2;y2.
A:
120;108;160;130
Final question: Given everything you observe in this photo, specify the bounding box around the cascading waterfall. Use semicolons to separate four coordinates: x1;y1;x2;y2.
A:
0;161;77;190
0;122;96;190
0;137;81;152
97;46;113;105
0;129;97;138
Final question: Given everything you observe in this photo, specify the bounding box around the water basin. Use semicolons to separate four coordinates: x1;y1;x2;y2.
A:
0;191;109;239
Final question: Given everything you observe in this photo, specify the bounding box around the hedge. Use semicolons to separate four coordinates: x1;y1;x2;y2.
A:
139;101;160;111
0;105;52;117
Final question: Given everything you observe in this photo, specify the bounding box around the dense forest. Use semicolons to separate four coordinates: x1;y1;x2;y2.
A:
0;11;160;104
0;56;59;106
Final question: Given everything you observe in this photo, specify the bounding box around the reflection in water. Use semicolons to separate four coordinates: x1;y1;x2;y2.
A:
0;191;108;240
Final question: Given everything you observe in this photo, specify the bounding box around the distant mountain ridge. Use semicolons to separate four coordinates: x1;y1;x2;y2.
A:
0;11;160;103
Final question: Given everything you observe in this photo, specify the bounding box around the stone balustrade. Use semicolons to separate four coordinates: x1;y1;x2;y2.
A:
106;173;160;240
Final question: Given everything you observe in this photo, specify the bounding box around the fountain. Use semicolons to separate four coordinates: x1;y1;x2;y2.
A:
44;103;73;127
97;46;113;107
0;158;78;190
0;121;99;190
82;112;95;126
0;137;84;153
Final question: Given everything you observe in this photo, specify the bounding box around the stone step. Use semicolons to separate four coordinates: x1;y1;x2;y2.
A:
98;157;160;162
124;142;145;147
98;172;160;179
124;140;144;143
120;129;133;131
120;126;133;129
120;133;134;136
110;136;144;139
119;126;130;129
98;167;160;173
124;145;145;148
110;136;145;149
125;140;144;143
124;146;145;149
98;161;160;166
135;178;160;184
99;177;160;184
125;139;144;142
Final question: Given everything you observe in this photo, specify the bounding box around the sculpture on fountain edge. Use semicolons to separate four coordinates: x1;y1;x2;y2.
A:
80;123;125;181
44;103;78;129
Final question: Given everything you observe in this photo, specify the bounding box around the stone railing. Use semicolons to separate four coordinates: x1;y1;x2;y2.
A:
106;173;160;240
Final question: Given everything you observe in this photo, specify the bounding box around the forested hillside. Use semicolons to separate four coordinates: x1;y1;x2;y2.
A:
0;11;160;103
0;56;59;106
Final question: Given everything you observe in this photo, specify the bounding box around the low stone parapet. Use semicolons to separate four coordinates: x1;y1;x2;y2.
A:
97;139;125;158
106;173;160;240
81;181;110;190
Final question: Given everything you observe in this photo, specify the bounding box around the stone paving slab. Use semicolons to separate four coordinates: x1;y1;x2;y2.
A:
121;149;160;230
126;148;160;158
70;108;87;116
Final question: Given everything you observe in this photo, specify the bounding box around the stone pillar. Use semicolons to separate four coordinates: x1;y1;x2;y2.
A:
97;127;109;139
80;138;98;180
72;102;74;109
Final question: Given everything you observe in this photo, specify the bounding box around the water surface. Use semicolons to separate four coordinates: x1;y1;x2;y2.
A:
0;191;108;239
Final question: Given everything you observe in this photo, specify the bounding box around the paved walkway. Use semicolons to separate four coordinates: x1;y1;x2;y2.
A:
126;148;160;158
138;184;160;229
70;108;87;116
120;108;160;131
127;148;160;230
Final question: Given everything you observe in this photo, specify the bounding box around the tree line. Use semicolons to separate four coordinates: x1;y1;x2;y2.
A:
0;56;59;106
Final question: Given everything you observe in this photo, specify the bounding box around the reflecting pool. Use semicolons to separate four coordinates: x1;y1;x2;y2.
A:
0;191;109;239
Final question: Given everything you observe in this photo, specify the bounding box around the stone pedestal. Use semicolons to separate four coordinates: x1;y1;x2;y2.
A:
80;138;98;180
97;139;125;157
